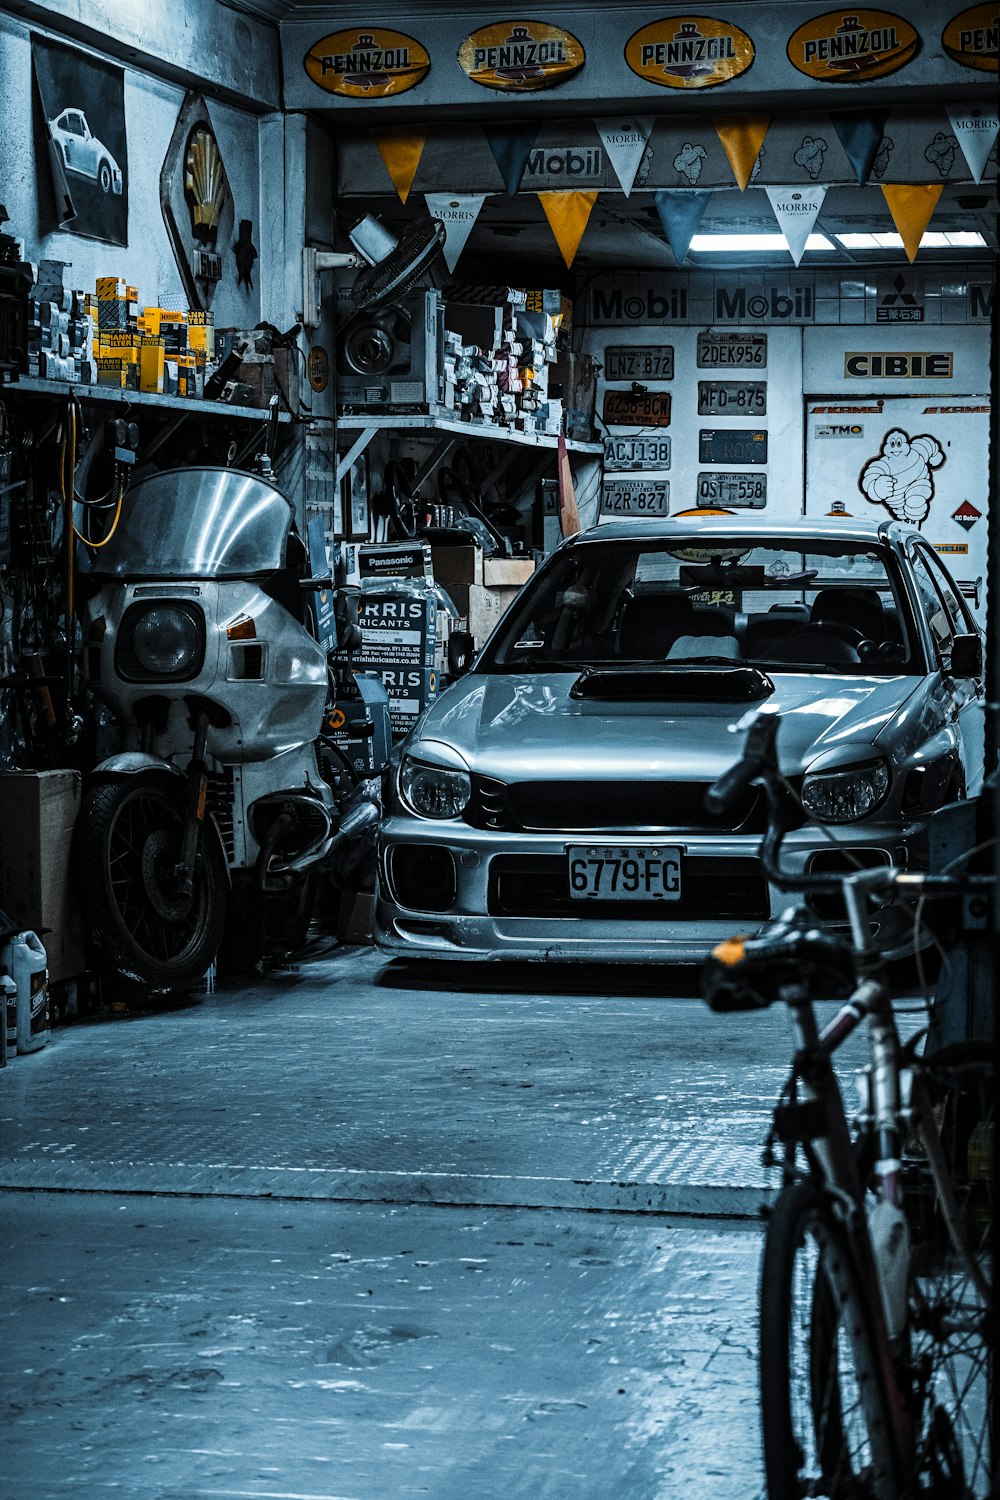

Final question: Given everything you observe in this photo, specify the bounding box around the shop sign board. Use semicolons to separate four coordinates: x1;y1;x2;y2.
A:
844;352;954;378
697;381;767;415
941;4;999;71
522;147;604;183
604;435;672;470
624;15;755;89
601;479;671;517
696;472;767;507
303;28;431;97
604;345;674;379
458;20;585;91
697;332;767;367
699;429;768;464
876;271;925;323
786;9;920;82
603;390;672;426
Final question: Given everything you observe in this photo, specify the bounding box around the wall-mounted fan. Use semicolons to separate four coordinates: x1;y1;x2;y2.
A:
302;214;445;327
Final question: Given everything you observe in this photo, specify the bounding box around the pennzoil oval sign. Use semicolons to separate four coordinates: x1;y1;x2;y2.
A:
787;9;919;81
304;27;431;97
625;15;755;89
458;19;585;92
942;4;999;71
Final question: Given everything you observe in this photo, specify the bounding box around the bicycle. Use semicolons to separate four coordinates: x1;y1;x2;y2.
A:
700;712;993;1499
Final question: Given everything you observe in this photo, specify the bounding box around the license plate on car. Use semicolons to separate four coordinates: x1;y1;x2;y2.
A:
601;480;670;517
697;332;767;368
605;345;675;381
698;381;767;416
568;845;682;901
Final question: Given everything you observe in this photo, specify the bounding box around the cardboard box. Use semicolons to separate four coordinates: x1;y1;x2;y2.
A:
0;770;86;983
431;544;483;587
484;556;535;588
446;582;523;645
352;593;440;737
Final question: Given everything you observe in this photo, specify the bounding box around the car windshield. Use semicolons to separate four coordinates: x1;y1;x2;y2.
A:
484;535;920;676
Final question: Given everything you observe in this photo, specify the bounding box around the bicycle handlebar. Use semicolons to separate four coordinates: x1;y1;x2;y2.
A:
704;713;779;816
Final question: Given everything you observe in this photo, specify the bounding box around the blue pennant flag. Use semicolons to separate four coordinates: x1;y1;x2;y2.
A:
831;111;890;186
654;189;712;265
483;125;539;196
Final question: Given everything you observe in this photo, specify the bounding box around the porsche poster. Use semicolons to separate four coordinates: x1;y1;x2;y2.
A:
32;35;128;245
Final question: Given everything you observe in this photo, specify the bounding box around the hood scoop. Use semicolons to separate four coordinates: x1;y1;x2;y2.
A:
570;664;775;703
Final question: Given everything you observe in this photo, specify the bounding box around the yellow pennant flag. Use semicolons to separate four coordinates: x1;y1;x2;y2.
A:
881;183;944;263
374;129;426;204
538;191;598;268
714;115;771;191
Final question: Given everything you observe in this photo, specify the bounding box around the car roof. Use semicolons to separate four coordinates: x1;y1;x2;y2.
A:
572;515;920;547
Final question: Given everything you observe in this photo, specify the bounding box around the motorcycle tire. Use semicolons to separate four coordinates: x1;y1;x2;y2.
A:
75;779;227;992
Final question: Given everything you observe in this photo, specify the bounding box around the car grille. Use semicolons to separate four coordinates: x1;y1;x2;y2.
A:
467;776;762;833
488;855;768;921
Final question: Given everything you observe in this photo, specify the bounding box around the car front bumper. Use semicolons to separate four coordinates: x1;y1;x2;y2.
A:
374;817;912;964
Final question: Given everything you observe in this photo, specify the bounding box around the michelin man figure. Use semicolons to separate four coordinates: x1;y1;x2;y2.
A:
859;427;945;526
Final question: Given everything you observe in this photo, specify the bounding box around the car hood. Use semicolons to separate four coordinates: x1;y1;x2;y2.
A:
410;669;925;781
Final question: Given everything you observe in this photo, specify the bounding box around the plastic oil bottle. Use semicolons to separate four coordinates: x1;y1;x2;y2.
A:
1;931;49;1055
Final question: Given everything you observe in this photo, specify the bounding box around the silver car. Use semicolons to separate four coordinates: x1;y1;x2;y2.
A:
49;109;123;195
374;517;984;963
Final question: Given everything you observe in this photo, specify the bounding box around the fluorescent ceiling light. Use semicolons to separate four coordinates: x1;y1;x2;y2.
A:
689;232;835;252
836;231;986;249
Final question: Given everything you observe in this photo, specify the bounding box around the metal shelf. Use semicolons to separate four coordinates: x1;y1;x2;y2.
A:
2;375;290;423
336;409;603;456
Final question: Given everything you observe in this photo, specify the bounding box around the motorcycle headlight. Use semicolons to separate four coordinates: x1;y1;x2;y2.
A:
801;760;890;824
117;601;205;683
400;755;471;820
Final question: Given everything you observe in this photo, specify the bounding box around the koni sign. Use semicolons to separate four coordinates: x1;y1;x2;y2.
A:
786;9;920;81
625;15;755;89
304;27;430;97
458;20;585;92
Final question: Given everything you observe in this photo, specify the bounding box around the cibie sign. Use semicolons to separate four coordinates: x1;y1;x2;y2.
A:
304;28;431;97
625;15;755;89
786;10;920;81
459;20;585;91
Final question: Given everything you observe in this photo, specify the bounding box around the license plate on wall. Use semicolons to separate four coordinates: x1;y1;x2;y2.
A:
699;429;768;464
604;436;672;471
568;845;682;901
604;345;675;380
603;390;672;426
601;480;670;517
696;472;768;507
698;382;767;416
697;333;767;368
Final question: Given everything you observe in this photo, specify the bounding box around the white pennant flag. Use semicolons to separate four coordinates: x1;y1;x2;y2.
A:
595;118;653;197
424;193;486;273
765;185;828;266
946;106;999;185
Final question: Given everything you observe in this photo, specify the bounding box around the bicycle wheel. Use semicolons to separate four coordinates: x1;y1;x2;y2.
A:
905;1044;993;1499
760;1180;902;1499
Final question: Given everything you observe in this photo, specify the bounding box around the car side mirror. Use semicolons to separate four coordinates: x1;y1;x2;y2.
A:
950;633;982;678
448;630;476;678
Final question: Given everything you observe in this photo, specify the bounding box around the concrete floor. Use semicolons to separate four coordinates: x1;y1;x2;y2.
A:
0;946;839;1500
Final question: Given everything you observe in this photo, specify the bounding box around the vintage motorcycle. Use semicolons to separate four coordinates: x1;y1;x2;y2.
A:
74;463;377;990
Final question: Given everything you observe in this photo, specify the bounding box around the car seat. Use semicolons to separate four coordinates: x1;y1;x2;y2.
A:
618;591;694;658
810;587;887;642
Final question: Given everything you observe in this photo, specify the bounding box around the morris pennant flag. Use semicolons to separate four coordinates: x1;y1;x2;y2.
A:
595;117;653;197
374;129;426;203
882;184;944;262
831;111;889;186
424;193;486;273
946;106;999;184
538;190;598;268
765;185;828;266
713;115;770;191
483;124;539;196
653;189;712;265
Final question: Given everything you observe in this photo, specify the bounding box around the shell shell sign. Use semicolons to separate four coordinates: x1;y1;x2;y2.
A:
458;19;586;92
304;28;431;97
786;9;920;81
625;16;755;89
942;4;999;71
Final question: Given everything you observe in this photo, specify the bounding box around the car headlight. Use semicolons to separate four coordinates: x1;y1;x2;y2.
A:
801;760;890;824
400;755;471;820
116;601;205;682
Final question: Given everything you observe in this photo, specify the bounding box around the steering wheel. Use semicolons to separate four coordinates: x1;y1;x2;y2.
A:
815;621;868;650
381;460;417;539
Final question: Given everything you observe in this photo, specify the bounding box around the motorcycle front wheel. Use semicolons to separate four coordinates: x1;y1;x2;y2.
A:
76;779;227;991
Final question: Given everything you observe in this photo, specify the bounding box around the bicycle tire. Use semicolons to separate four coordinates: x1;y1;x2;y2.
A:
905;1044;993;1498
760;1180;903;1499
